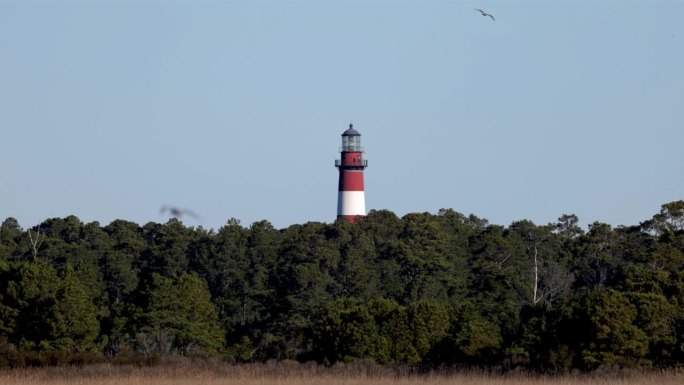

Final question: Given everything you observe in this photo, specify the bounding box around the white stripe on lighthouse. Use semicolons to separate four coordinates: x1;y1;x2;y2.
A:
337;191;366;216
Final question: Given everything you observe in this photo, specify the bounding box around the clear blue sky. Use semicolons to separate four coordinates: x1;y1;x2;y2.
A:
1;1;682;230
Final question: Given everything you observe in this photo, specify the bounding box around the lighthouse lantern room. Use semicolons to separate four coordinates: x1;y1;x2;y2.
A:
335;124;368;223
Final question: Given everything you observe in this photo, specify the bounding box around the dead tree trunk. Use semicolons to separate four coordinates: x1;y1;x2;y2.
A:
533;245;541;304
28;228;43;260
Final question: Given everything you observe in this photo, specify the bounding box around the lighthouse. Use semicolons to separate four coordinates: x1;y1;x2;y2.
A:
335;124;368;223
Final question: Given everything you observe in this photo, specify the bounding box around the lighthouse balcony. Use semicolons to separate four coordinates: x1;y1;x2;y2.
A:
339;146;364;152
335;159;368;167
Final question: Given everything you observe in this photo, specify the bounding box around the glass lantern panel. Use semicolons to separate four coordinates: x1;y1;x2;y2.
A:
343;136;361;151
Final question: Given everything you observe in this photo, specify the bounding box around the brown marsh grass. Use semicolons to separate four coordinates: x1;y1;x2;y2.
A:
0;360;682;385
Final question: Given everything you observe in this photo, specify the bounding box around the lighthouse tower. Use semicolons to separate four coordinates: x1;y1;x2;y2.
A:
335;124;368;223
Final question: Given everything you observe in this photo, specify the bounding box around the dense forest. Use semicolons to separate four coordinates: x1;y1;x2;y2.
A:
0;201;683;371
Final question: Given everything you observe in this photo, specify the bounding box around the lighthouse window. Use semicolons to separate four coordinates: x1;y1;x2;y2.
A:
343;136;361;151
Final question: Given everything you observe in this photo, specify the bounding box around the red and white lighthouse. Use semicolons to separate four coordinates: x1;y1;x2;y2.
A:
335;124;368;223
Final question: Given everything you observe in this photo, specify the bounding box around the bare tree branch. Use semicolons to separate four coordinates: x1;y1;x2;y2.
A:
533;245;541;304
28;228;44;260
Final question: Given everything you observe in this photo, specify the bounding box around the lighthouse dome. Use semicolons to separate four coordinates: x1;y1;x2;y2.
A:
342;124;361;136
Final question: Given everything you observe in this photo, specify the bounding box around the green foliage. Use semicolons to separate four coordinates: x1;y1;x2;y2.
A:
0;261;99;352
135;273;224;353
453;303;503;363
0;218;22;260
1;201;683;370
313;298;388;364
366;298;418;364
407;300;450;358
53;264;101;352
313;298;450;365
0;261;62;350
578;288;649;369
628;292;678;365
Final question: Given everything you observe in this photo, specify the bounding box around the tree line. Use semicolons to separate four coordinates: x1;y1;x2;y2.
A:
0;201;683;371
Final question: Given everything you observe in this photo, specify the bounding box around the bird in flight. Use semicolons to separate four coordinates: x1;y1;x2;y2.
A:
475;9;495;21
160;205;201;220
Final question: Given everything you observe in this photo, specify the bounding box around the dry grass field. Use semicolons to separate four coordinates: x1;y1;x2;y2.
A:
0;361;682;385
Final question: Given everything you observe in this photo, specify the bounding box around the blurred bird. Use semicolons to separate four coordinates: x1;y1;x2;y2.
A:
160;205;201;220
475;9;495;21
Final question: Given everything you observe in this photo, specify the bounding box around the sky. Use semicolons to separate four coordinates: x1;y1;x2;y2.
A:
1;0;683;231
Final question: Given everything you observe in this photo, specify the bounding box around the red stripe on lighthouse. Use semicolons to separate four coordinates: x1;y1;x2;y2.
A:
338;170;365;191
339;215;364;223
341;152;365;166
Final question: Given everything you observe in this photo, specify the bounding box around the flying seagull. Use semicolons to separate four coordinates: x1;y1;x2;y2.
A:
475;9;495;21
160;205;201;220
